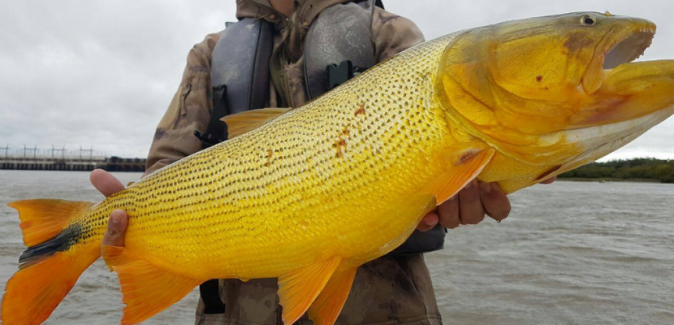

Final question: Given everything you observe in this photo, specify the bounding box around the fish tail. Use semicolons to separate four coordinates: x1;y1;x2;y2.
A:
2;199;99;325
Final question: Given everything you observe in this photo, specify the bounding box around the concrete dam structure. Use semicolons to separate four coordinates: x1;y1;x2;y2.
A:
0;156;146;172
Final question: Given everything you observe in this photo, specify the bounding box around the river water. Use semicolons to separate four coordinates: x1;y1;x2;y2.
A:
0;170;672;324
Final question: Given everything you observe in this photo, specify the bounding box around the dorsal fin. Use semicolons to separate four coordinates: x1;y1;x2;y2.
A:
221;108;291;139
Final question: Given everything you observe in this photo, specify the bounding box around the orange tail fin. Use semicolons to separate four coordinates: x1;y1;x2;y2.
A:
2;199;99;325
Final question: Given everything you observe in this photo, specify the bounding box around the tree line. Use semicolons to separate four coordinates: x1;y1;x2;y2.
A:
559;158;674;183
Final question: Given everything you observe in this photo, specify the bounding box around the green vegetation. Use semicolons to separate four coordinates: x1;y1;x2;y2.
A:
560;158;674;183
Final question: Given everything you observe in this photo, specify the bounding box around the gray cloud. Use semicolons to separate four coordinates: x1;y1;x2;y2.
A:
1;0;673;160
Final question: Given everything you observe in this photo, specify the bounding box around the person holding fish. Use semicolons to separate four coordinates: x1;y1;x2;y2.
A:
7;0;672;322
89;0;551;324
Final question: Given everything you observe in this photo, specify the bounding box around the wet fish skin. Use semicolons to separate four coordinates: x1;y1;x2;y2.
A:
3;12;674;325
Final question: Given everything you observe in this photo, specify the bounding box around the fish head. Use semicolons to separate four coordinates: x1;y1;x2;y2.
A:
436;12;674;187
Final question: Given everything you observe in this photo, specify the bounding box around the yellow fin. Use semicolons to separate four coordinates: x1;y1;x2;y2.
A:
308;268;357;325
423;148;495;205
277;257;342;325
8;199;93;246
102;246;200;325
222;108;291;139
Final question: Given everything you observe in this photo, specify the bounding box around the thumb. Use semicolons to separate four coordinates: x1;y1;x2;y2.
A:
102;210;128;247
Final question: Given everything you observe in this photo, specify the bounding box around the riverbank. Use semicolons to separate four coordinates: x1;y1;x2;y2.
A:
559;158;674;183
557;178;662;183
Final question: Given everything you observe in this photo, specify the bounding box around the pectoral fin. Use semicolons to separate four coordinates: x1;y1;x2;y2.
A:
277;257;342;325
308;268;358;325
102;246;201;325
222;108;291;138
423;148;495;205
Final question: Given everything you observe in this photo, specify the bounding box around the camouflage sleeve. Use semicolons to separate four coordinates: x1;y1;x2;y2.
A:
371;7;426;62
144;32;221;176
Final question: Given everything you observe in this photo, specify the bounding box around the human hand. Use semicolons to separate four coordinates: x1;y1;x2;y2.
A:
417;177;556;231
90;169;128;247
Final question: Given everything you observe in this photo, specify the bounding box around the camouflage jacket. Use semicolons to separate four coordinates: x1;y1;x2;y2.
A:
145;1;442;324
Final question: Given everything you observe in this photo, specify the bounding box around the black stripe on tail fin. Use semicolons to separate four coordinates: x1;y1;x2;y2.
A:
19;224;84;268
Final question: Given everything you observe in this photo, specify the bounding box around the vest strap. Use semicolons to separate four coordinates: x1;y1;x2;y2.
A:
199;279;225;314
211;18;273;114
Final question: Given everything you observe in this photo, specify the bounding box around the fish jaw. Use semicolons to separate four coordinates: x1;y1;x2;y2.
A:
556;104;674;177
500;60;674;186
573;60;674;128
494;59;674;187
554;60;674;172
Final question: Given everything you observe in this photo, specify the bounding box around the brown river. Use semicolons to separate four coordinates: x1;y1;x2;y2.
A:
1;170;672;324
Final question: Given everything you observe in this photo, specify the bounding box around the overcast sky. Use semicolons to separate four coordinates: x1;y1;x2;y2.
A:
1;0;673;160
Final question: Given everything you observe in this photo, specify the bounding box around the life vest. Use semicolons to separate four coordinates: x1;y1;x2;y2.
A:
200;0;445;314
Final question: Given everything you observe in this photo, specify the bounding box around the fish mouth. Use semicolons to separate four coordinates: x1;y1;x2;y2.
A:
582;20;656;94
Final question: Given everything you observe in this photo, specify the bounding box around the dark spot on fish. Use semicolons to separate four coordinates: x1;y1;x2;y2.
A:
537;165;562;181
355;103;366;116
334;138;347;158
564;32;595;52
265;149;273;166
536;75;543;82
456;150;479;165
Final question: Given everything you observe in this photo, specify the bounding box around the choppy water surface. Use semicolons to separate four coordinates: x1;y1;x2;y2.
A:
1;170;673;324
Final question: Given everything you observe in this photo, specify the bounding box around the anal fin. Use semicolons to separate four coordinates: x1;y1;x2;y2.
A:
102;246;200;325
277;257;341;325
423;148;495;205
308;268;358;325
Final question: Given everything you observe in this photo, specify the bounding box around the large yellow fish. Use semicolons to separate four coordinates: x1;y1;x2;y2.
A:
3;12;674;325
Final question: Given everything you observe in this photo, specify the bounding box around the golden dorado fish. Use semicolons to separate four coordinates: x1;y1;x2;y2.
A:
3;12;674;325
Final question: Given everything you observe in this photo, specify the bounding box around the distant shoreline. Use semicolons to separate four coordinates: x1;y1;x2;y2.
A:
557;178;661;183
558;158;674;184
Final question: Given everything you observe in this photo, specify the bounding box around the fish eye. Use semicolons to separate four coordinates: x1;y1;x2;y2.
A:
581;15;597;26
